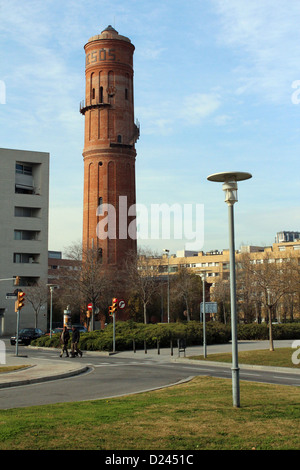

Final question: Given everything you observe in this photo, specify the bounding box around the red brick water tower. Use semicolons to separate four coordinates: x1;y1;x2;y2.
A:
80;26;139;267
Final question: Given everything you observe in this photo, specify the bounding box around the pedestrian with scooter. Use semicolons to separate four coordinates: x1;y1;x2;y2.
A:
60;325;70;357
71;326;82;357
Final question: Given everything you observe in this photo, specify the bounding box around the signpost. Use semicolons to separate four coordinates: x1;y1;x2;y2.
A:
200;301;218;316
6;293;17;300
87;302;95;331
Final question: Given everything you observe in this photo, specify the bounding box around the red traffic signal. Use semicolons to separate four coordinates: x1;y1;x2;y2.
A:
112;298;118;313
15;291;25;311
109;298;118;316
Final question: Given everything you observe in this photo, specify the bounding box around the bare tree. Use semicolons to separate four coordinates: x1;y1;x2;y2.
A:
25;281;48;328
211;278;230;324
123;247;161;324
171;267;201;321
241;252;296;351
63;242;113;330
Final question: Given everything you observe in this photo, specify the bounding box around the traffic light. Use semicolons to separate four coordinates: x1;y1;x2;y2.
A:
112;298;118;313
17;291;25;310
108;298;118;316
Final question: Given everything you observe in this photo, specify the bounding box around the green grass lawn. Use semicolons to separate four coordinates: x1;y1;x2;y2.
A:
188;347;300;368
0;347;299;450
0;376;299;450
0;365;30;373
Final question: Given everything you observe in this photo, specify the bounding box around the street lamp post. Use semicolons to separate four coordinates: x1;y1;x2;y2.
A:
163;249;170;323
47;284;58;338
207;171;252;408
201;272;207;358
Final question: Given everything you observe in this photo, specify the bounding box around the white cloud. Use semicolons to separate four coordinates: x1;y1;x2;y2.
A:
213;0;300;103
136;92;221;135
181;93;221;124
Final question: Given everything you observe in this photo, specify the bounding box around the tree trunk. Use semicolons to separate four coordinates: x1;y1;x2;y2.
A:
268;305;274;351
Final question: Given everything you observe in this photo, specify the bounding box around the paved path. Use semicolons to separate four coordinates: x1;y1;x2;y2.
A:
0;339;298;389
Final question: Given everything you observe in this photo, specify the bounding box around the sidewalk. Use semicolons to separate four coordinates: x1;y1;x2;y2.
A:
0;351;89;389
0;339;298;388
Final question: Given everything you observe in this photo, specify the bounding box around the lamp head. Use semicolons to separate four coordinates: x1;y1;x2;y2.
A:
207;171;252;206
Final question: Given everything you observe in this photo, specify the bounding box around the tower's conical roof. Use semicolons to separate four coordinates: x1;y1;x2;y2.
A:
87;25;131;44
101;25;118;34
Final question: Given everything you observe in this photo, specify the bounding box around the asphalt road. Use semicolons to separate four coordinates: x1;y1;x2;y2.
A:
1;339;299;409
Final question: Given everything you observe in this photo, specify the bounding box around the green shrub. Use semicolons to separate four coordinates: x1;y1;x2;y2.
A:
31;321;300;352
237;323;300;340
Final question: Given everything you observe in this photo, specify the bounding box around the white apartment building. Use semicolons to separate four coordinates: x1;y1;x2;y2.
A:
0;148;49;335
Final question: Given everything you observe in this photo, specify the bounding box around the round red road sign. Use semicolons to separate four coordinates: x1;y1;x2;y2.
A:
118;299;126;309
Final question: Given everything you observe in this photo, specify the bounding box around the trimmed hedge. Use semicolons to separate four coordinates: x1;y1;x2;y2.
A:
237;322;300;341
32;321;300;352
32;321;230;352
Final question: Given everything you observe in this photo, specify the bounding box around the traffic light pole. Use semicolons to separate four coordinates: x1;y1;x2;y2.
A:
113;312;116;353
15;308;20;357
14;290;25;356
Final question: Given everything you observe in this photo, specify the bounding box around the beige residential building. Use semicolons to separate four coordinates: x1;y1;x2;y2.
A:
153;237;300;321
0;148;49;335
157;239;300;285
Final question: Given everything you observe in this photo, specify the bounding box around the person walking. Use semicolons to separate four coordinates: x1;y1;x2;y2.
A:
71;326;82;357
60;326;70;357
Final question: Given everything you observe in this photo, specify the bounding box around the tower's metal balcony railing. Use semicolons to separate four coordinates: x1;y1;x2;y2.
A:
79;99;110;115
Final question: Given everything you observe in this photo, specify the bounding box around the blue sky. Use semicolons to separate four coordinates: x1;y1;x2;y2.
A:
0;0;299;256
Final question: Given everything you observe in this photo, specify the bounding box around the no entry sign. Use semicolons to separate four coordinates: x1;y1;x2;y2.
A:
118;299;126;309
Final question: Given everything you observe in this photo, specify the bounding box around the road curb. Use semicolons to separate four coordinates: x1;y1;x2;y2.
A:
0;365;90;389
173;357;300;374
28;345;112;356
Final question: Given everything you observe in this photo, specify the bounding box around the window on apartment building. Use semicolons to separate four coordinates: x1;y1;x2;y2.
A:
15;186;34;194
15;162;35;194
169;266;178;273
14;230;40;241
14;276;39;286
15;164;32;175
15;207;40;217
13;253;39;263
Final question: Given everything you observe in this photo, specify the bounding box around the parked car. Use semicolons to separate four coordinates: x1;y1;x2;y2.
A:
72;324;87;333
10;328;44;346
45;328;63;336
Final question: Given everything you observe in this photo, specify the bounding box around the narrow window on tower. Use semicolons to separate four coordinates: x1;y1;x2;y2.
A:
100;86;103;103
98;196;103;215
92;88;95;100
90;72;94;102
117;135;122;143
125;88;128;100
